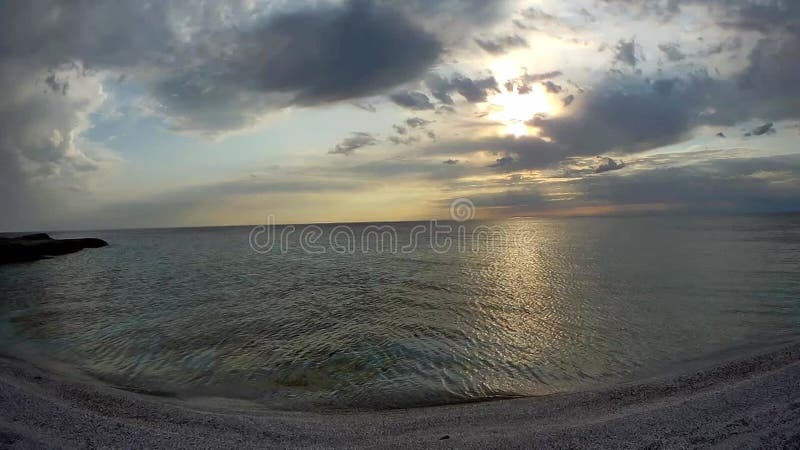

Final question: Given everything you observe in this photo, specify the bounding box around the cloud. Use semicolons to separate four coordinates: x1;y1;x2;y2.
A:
388;135;420;146
405;117;432;128
475;34;527;54
738;33;800;120
456;153;800;216
697;37;743;57
4;0;800;228
520;71;563;83
351;101;377;112
389;91;436;110
489;156;515;168
426;73;500;104
594;157;626;173
745;122;775;137
0;62;107;229
658;43;686;61
443;159;459;165
428;135;563;167
0;0;454;227
329;132;379;155
578;153;800;213
154;1;443;132
389;116;433;145
505;70;563;92
614;38;641;67
714;0;800;32
4;1;445;135
529;76;704;158
542;80;563;94
254;1;441;103
604;0;800;32
387;0;512;41
44;73;69;95
0;1;180;67
428;40;797;177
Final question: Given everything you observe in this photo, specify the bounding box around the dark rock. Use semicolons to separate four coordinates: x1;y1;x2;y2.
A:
0;234;108;264
16;233;53;241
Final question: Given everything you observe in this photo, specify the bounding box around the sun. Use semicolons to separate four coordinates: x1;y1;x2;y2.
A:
485;59;557;137
486;82;554;138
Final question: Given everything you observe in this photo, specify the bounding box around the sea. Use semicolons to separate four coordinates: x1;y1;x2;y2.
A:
1;214;799;410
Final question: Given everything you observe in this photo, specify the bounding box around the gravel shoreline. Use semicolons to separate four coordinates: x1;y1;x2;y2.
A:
1;343;799;448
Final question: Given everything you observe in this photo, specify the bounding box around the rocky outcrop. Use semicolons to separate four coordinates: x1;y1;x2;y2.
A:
0;233;108;264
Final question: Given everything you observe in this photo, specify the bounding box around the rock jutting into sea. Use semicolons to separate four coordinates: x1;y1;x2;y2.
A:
0;233;108;264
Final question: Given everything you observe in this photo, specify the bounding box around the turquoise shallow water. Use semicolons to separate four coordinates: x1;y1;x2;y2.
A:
1;215;799;410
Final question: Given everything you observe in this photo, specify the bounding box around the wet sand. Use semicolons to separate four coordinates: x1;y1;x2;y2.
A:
1;343;799;448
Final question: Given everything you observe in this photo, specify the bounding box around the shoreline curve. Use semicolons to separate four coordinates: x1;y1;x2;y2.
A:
1;342;799;448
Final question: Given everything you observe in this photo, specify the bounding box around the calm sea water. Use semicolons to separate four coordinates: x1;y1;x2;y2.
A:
1;215;799;410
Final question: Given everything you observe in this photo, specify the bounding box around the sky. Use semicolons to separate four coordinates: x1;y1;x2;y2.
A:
1;0;799;231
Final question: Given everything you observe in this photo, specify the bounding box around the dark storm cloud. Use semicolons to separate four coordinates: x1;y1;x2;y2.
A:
389;91;436;110
156;1;444;132
475;34;528;54
237;1;442;104
329;132;379;156
426;74;500;104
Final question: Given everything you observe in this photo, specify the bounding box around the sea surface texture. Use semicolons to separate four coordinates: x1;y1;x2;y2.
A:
1;215;799;410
